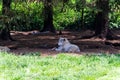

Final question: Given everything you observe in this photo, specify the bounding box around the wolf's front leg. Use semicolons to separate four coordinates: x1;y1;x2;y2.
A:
55;46;63;52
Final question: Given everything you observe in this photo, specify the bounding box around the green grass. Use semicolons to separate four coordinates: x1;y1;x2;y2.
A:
0;52;120;80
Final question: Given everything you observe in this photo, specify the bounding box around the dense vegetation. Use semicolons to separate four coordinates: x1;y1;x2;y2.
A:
0;0;120;40
0;0;120;31
0;52;120;80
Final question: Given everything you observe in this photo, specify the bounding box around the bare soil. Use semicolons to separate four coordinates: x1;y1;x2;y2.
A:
0;30;120;56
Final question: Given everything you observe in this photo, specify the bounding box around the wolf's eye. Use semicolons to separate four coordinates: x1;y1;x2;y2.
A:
63;38;66;41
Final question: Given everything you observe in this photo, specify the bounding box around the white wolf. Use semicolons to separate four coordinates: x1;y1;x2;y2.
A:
53;37;80;53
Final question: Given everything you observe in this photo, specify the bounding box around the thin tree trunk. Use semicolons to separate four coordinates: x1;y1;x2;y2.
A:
81;8;84;29
2;0;11;14
94;0;109;39
41;0;56;33
0;0;13;40
79;0;109;39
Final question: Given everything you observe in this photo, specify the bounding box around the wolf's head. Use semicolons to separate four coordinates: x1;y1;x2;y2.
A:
58;37;70;46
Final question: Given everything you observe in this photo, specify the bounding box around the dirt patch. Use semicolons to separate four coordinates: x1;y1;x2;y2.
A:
0;30;120;56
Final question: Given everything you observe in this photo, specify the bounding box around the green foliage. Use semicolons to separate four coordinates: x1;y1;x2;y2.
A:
0;0;119;31
54;0;96;30
54;0;120;30
109;12;120;28
0;52;120;80
54;9;77;30
10;1;44;31
109;0;120;28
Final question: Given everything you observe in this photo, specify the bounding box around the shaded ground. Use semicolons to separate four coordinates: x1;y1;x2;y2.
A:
0;30;120;55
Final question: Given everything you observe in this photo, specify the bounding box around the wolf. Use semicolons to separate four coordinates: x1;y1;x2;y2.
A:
53;37;80;53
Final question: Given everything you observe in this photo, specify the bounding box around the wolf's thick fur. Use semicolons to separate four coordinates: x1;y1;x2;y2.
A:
54;37;80;53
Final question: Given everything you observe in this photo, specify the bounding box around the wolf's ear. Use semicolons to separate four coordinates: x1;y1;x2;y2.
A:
64;38;68;41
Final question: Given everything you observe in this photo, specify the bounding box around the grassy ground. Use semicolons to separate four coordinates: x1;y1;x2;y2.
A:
0;52;120;80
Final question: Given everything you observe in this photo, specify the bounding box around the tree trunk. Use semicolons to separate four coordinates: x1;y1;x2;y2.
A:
94;0;109;39
0;26;12;40
2;0;11;14
81;8;84;29
94;12;109;39
0;0;13;40
41;0;56;33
